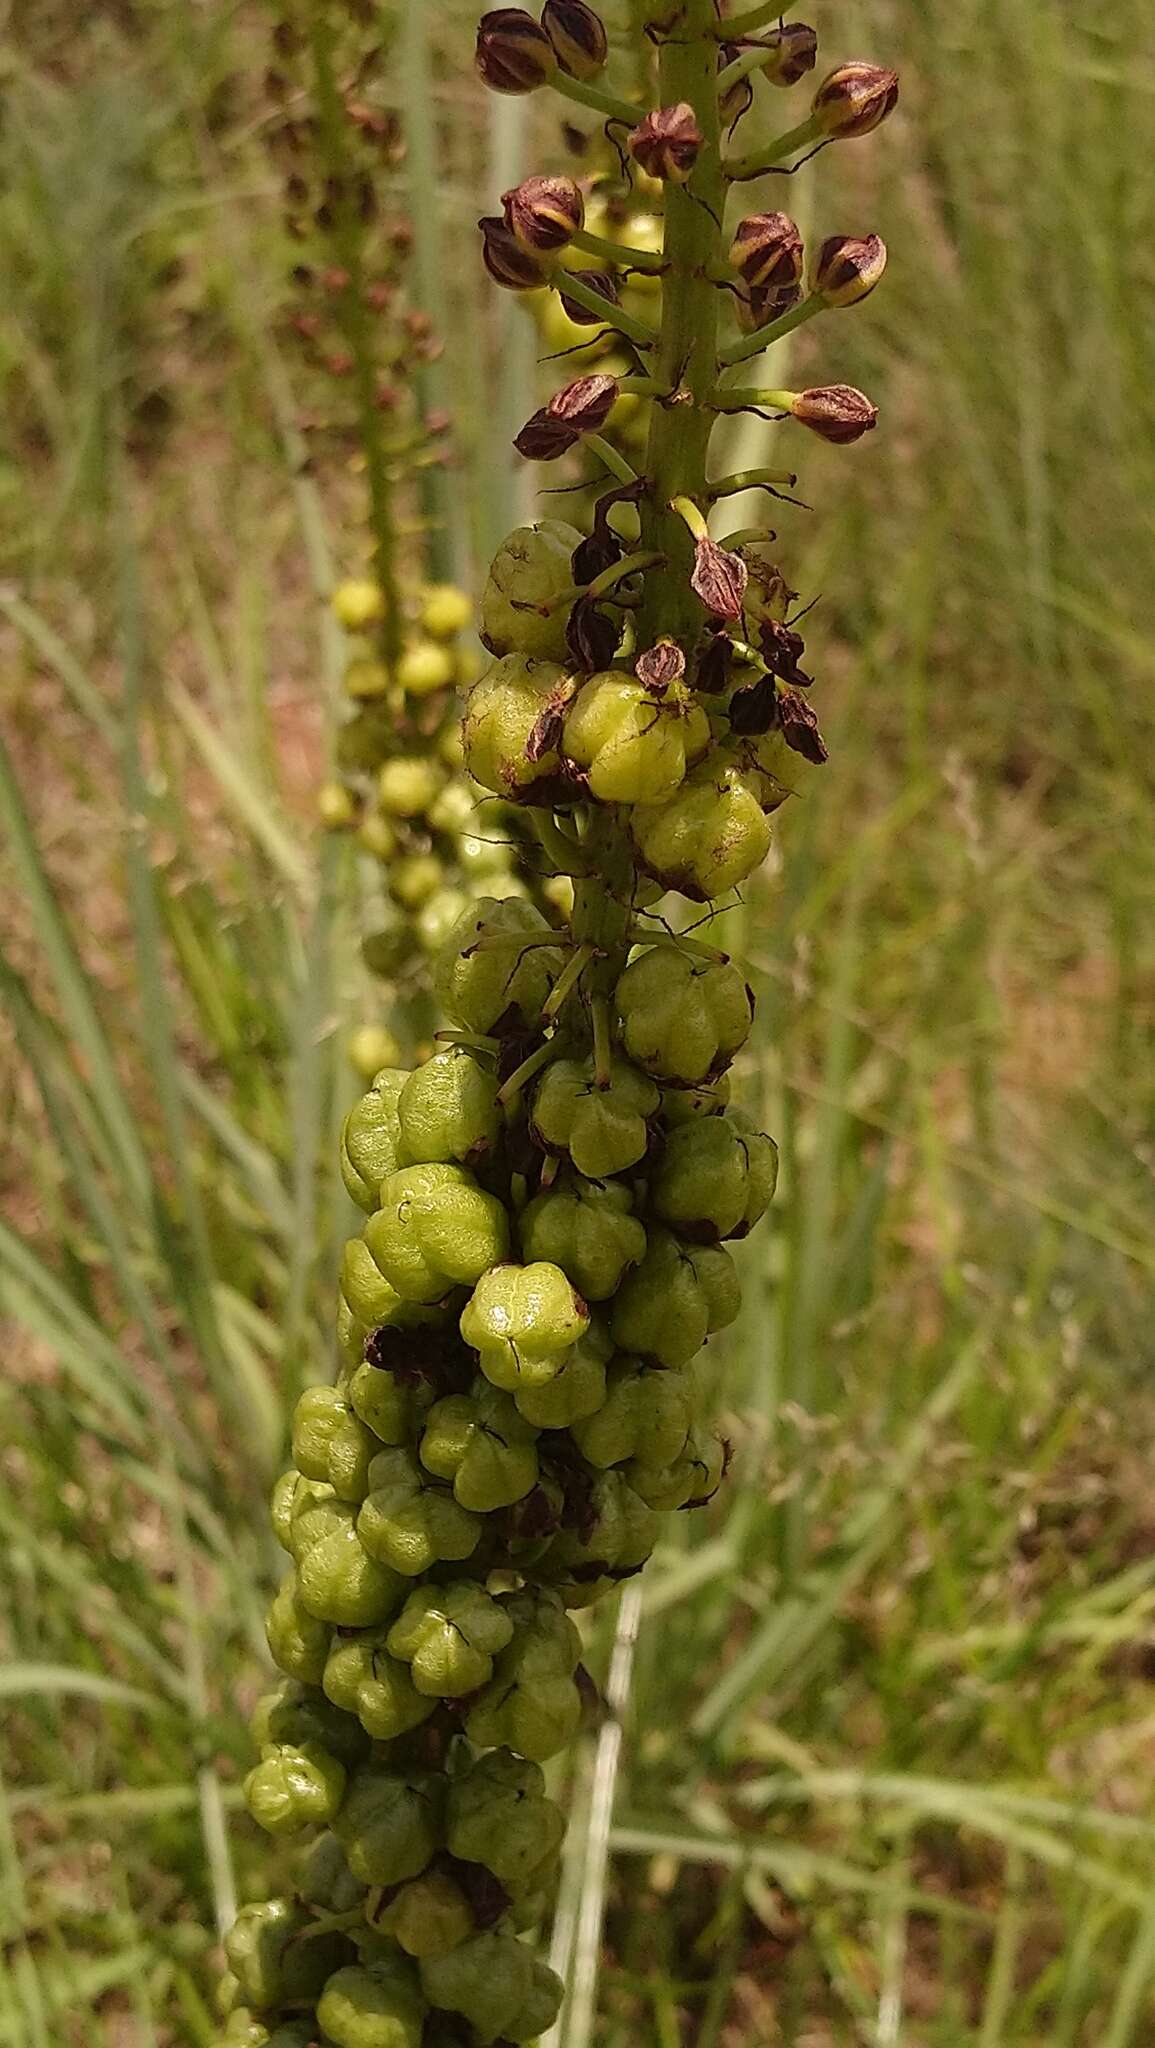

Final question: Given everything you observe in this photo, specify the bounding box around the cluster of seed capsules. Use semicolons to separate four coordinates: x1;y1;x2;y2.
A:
216;4;896;2042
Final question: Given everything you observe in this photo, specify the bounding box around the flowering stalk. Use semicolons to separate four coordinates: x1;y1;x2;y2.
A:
214;7;896;2043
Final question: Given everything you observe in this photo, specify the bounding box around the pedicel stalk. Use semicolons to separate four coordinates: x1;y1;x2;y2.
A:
213;6;896;2042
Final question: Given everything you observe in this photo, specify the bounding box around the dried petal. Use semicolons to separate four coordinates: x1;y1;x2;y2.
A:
690;536;748;621
635;639;686;696
813;232;888;308
541;0;608;80
514;373;618;461
566;595;621;671
730;211;804;293
777;685;828;762
788;384;878;443
628;103;703;185
479;214;550;291
503;173;585;254
558;268;620;328
476;7;558;93
812;60;899;138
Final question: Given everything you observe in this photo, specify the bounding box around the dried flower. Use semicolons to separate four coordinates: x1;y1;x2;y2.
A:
514;373;618;460
690;537;748;621
718;44;754;129
786;385;878;443
812;61;899;139
777;685;828;762
503;173;585;254
761;21;819;86
478;215;550;291
730;212;804;294
635;640;686;696
558;269;620;327
476;7;558;93
628;104;703;185
813;233;887;307
541;0;608;81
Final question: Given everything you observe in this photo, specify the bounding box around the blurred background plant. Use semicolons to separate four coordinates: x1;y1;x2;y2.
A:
1;1;1154;2044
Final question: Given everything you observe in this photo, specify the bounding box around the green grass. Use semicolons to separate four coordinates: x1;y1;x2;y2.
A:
2;0;1154;2043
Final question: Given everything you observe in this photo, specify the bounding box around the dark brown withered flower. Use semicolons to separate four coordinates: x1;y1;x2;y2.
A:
690;536;748;621
541;0;608;81
558;268;620;328
567;595;621;670
503;173;585;254
636;639;686;695
761;21;819;86
730;211;804;293
813;233;887;307
787;384;878;443
777;685;829;762
628;103;703;185
514;373;618;459
476;7;558;93
812;60;899;138
478;214;550;291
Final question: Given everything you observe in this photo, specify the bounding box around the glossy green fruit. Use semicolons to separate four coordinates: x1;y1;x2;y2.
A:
379;1869;475;1959
629;762;772;902
243;1741;346;1837
295;1508;404;1628
547;1469;660;1599
570;1356;692;1469
292;1386;376;1501
419;1930;534;2045
297;1829;365;1913
385;1579;515;1696
651;1112;778;1241
377;758;444;819
628;1424;727;1510
397;639;455;697
265;1573;329;1686
420;582;473;641
511;1324;610;1428
316;1956;426;2048
519;1177;646;1300
333;1768;444;1887
420;1381;540;1510
464;1593;582;1761
660;1075;731;1124
346;1359;433;1447
460;1260;589;1391
339;1235;445;1338
249;1678;369;1767
610;1227;740;1365
446;1748;566;1887
357;1447;481;1575
563;670;709;804
322;1633;436;1742
479;519;583;661
341;1069;409;1212
616;945;753;1084
531;1054;660;1177
225;1898;349;2013
364;1164;510;1304
463;655;570;799
396;1049;500;1169
435;897;562;1035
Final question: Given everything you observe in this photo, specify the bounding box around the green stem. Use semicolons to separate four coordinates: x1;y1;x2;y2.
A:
711;468;797;496
720;294;823;368
717;43;786;95
712;0;798;36
549;72;645;128
635;0;727;649
725;113;822;182
304;7;403;672
584;434;639;487
572;228;665;274
550;268;659;349
711;386;796;414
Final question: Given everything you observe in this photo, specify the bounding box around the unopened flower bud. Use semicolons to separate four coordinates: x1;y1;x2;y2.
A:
787;385;878;442
514;372;617;461
717;45;754;128
503;173;585;254
628;103;703;185
730;211;804;294
761;21;819;86
813;232;887;307
476;8;558;93
558;268;620;327
541;0;608;80
812;60;899;139
478;214;550;291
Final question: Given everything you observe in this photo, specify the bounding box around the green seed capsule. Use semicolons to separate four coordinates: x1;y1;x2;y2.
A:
297;1829;366;1913
651;1112;778;1241
660;1075;732;1124
628;1423;727;1510
346;1359;433;1447
341;1070;409;1212
322;1633;436;1742
570;1355;692;1469
563;670;710;805
389;851;445;911
511;1323;610;1427
357;1447;482;1575
519;1176;646;1300
292;1386;377;1501
340;1235;445;1337
479;520;583;661
610;1226;740;1366
420;1381;541;1511
249;1677;369;1768
377;757;445;819
531;1053;660;1177
462;654;570;800
225;1897;350;2012
385;1579;515;1696
459;1260;589;1392
294;1507;405;1627
629;761;772;902
397;638;456;698
616;944;753;1084
265;1572;329;1685
464;1591;583;1761
243;1740;347;1837
435;896;562;1035
396;1048;500;1168
333;1768;444;1887
546;1468;660;1606
420;582;473;641
415;886;470;956
446;1747;566;1887
379;1869;475;1959
316;1956;427;2048
363;1164;510;1305
419;1929;536;2044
